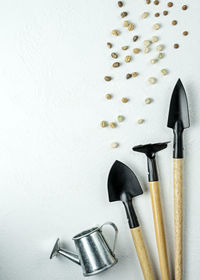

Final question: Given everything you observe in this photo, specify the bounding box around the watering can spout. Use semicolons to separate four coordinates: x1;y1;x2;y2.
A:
58;250;80;265
50;238;80;265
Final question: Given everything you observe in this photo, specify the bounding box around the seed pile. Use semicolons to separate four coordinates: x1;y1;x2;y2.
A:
101;0;189;148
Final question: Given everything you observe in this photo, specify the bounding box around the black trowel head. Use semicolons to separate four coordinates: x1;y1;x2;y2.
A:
107;160;143;203
167;79;190;129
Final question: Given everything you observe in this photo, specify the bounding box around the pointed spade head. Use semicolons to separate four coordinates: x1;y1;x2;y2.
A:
107;160;143;203
132;142;169;158
167;79;190;129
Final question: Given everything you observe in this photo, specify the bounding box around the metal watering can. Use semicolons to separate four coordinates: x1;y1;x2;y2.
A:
50;222;118;276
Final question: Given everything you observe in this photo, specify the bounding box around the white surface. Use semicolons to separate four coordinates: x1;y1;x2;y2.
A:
0;0;199;279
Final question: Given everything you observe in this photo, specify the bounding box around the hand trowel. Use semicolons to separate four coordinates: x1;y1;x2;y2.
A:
108;160;154;280
167;79;190;280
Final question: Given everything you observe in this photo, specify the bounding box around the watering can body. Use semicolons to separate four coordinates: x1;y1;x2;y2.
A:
50;222;118;276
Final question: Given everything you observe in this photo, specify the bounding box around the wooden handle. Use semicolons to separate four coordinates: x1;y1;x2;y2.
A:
131;227;154;280
149;181;170;280
174;158;183;280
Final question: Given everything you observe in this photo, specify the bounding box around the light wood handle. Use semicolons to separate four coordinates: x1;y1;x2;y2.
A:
131;227;154;280
174;158;183;280
149;181;170;280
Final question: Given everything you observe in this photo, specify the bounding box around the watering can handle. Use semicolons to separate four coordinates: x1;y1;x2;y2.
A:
100;222;118;253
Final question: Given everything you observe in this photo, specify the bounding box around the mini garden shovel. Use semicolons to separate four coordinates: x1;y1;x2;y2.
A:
167;79;190;280
133;142;170;280
108;160;154;280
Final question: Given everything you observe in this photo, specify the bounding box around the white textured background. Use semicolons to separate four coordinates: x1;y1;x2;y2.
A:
0;0;199;279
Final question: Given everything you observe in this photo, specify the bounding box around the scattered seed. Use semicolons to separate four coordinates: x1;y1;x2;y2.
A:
110;122;117;128
174;43;179;49
155;13;160;17
158;52;164;59
156;44;164;51
121;11;128;18
122;45;129;50
137;119;144;124
163;10;168;15
150;58;158;64
141;12;149;19
183;31;188;36
161;69;168;75
104;76;112;81
112;29;119;36
152;36;159;42
146;0;151;4
117;115;124;122
182;5;188;10
105;94;112;100
128;23;134;31
133;48;141;54
132;72;138;77
144;47;150;53
107;42;112;49
144;40;152;47
113;62;120;68
154;0;159;5
153;23;160;30
148;77;157;84
125;55;132;63
145;98;152;104
126;73;132;79
118;1;123;7
172;20;177;25
133;35;139;42
123;20;129;27
111;52;118;58
111;142;119;148
121;97;129;103
168;2;173;7
101;121;107;127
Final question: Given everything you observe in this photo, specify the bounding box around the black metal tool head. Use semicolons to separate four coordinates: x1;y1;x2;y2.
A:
132;142;169;158
107;160;142;228
167;78;190;129
107;160;143;203
132;142;169;182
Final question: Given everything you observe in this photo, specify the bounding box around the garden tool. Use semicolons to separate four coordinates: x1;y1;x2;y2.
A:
108;160;154;280
133;142;170;280
50;222;118;277
167;78;190;280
